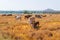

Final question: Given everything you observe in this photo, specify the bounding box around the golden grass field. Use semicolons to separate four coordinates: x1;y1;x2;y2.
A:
0;14;60;40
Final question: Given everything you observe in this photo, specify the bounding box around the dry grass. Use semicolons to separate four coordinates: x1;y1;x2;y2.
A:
0;14;60;40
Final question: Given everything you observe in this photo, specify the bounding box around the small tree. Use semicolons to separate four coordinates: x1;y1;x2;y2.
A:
24;11;32;14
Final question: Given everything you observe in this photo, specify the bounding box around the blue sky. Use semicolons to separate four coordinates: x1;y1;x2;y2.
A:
0;0;60;11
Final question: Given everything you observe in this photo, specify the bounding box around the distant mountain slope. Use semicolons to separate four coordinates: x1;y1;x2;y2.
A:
43;9;56;12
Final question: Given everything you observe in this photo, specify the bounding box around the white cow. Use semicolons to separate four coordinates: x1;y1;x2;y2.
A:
15;16;21;20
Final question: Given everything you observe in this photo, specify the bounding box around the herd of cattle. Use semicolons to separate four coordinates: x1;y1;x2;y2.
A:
1;14;47;30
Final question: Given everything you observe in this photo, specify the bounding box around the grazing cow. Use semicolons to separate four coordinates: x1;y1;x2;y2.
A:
29;17;39;29
33;21;39;29
15;16;21;20
41;15;47;17
25;15;32;19
6;14;12;16
35;15;42;18
29;17;35;24
2;14;6;16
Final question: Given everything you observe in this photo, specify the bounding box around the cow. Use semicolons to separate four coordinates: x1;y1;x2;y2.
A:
29;17;35;24
6;14;12;16
35;15;42;18
15;16;21;20
41;15;47;17
2;14;6;16
29;17;39;29
33;21;39;29
25;15;32;19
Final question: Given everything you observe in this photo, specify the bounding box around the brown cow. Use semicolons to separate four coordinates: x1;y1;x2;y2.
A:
25;15;32;19
29;17;39;29
41;15;47;17
33;21;39;29
29;17;35;24
2;14;6;16
35;15;42;18
6;14;12;16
